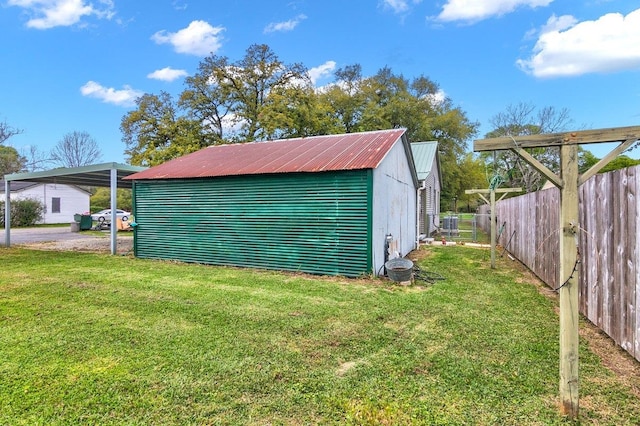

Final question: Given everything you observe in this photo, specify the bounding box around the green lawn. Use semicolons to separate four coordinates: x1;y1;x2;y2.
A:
1;246;638;425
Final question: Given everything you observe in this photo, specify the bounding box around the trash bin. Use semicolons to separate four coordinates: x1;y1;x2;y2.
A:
74;214;93;231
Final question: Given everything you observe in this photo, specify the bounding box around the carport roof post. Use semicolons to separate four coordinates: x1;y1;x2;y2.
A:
3;162;146;254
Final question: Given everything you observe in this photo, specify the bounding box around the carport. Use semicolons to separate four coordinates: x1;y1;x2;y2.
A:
3;162;146;254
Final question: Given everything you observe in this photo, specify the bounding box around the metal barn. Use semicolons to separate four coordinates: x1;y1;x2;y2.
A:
125;129;418;277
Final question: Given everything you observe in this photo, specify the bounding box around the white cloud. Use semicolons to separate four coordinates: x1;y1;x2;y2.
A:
435;0;553;23
80;81;143;107
308;61;336;85
152;20;224;56
147;67;189;82
538;13;577;33
517;9;640;77
264;14;307;33
8;0;114;29
381;0;423;14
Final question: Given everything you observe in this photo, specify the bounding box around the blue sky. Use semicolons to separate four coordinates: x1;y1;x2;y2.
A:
1;0;639;165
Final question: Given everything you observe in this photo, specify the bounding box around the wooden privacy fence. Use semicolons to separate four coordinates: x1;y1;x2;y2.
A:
478;165;639;362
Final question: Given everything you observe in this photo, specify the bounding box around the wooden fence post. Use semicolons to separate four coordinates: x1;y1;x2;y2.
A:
559;144;580;416
465;188;522;268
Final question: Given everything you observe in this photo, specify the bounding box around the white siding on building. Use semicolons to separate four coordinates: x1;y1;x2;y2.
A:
371;140;418;274
6;183;90;224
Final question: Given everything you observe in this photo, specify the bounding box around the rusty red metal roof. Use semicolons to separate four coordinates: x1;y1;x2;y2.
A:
126;129;407;180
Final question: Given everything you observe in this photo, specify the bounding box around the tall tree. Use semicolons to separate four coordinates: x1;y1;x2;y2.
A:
50;131;102;168
483;102;573;193
321;66;478;203
454;152;488;212
179;61;231;144
578;148;640;175
124;45;314;165
318;64;366;133
260;84;337;139
190;44;311;142
120;45;479;198
21;145;50;172
0;145;26;175
578;146;599;174
121;92;209;167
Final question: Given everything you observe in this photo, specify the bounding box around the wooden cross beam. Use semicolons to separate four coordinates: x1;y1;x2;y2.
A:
473;125;640;419
474;125;640;149
465;187;522;268
475;126;640;190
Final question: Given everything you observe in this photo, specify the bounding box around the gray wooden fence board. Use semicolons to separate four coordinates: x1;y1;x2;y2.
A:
478;165;640;362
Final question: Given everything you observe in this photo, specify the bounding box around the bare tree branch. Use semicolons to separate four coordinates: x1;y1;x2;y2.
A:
50;131;103;168
21;145;52;172
0;120;23;145
484;103;574;193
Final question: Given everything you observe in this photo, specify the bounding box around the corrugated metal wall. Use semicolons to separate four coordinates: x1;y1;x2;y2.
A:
132;170;372;277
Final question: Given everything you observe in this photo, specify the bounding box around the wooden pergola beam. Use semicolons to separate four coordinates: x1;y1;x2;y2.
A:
510;147;563;188
474;125;640;151
579;138;637;185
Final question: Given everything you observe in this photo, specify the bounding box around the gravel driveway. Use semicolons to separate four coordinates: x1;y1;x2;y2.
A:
0;226;133;253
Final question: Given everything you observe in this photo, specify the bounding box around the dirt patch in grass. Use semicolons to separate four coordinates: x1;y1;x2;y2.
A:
20;236;133;253
579;323;640;399
406;247;434;263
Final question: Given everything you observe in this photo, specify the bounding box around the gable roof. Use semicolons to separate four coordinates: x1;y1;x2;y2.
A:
411;141;438;181
126;129;410;181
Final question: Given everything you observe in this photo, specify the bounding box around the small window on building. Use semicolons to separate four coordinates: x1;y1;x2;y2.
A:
52;197;61;213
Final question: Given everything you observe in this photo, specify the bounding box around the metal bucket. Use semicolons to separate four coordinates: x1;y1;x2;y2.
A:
385;258;414;282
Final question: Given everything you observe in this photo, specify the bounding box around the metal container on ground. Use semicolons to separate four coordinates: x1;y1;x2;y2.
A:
385;258;414;282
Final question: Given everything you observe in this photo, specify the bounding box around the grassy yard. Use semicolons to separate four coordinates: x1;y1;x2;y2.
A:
1;246;639;425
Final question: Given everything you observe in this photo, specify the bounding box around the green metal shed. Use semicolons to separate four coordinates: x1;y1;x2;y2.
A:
125;129;419;277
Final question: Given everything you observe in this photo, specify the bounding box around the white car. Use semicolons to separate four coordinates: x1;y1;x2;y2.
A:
91;209;130;223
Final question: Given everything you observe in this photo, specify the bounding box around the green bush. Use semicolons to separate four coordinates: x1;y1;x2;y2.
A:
0;198;44;227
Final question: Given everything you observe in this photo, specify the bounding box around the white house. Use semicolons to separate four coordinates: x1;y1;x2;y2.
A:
0;180;90;224
411;141;442;238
